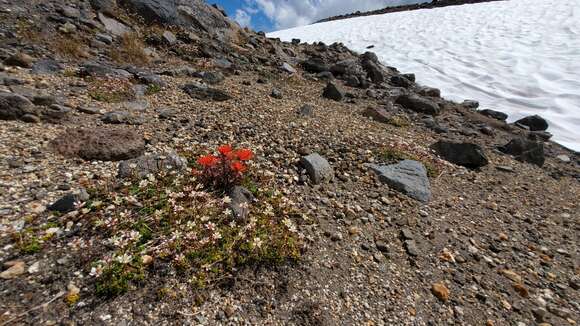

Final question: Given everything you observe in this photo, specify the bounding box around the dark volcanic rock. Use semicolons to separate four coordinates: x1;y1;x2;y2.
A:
360;51;379;64
479;109;508;121
0;93;36;120
298;104;314;117
515;114;548;131
302;58;329;73
31;59;63;75
362;106;390;123
4;53;34;68
431;140;489;168
418;87;441;98
462;100;479;109
498;138;545;167
182;83;231;101
329;59;359;77
51;127;145;161
396;94;440;115
90;0;118;15
200;71;225;85
101;111;144;125
361;59;384;84
79;62;130;78
322;82;344;101
42;104;71;121
390;75;412;88
47;189;90;213
270;88;283;99
369;160;431;202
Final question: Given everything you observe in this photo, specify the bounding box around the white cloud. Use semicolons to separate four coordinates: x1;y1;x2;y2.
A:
244;0;428;30
234;9;252;28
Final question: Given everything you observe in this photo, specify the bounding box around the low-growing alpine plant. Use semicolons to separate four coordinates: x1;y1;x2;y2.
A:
31;144;306;299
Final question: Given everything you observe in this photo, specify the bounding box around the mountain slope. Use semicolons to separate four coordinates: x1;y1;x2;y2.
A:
0;0;578;325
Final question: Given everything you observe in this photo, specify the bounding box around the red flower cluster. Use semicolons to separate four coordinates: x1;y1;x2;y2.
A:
195;145;254;191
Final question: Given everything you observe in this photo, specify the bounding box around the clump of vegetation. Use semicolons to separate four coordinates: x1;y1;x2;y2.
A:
145;84;161;95
53;37;87;60
387;115;410;127
13;230;42;254
95;259;145;297
380;145;443;178
74;145;303;298
16;19;42;43
88;77;135;103
110;32;149;65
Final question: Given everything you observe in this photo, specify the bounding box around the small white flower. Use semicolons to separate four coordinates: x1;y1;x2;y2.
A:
116;253;132;264
222;196;232;204
212;231;222;240
283;218;297;233
253;237;263;248
171;230;182;240
129;230;141;241
139;180;149;188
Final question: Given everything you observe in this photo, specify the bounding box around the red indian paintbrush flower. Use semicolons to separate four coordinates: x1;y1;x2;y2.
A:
197;155;218;167
230;161;246;173
235;149;253;161
218;145;233;155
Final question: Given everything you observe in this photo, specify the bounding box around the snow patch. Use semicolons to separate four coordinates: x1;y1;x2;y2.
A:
270;0;580;151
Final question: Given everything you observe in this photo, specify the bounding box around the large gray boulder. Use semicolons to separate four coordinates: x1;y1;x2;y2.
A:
119;0;241;40
118;152;188;178
369;160;431;203
51;127;145;161
300;153;333;184
0;93;36;120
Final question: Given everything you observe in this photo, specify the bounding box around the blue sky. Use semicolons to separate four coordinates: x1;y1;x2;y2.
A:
210;0;428;32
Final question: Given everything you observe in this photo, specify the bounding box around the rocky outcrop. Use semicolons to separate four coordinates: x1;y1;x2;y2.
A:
119;0;241;41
